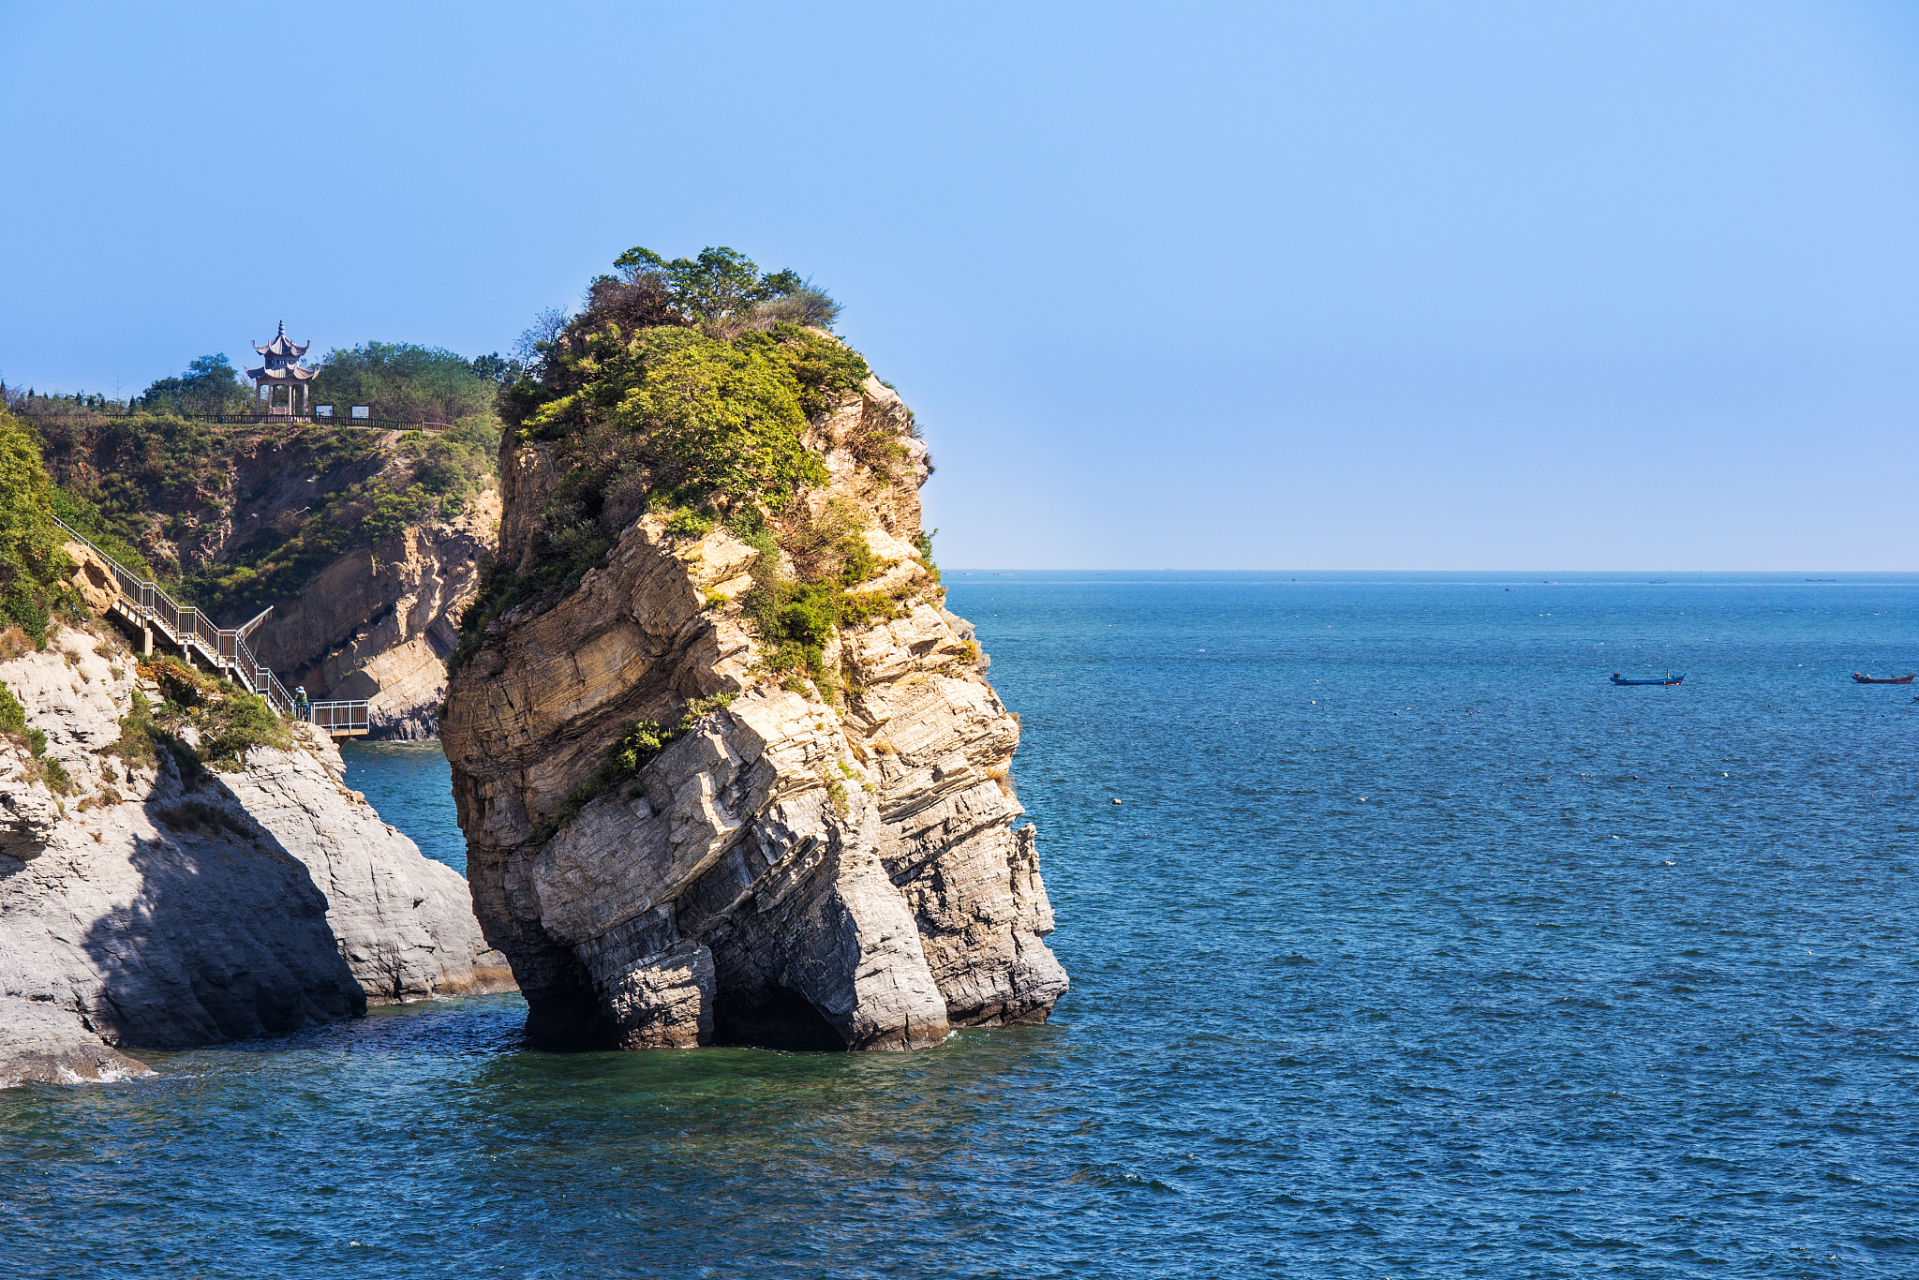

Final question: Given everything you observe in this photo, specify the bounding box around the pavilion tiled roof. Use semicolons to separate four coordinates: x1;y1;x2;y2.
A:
252;320;311;359
245;362;319;382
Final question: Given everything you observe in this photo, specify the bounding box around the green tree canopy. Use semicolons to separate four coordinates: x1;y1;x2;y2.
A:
0;409;76;644
310;342;502;425
612;246;788;321
140;354;252;416
602;245;838;330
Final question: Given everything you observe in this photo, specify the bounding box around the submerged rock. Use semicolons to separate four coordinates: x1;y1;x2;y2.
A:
443;374;1067;1051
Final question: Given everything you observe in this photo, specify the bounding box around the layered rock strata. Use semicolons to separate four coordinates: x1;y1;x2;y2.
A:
0;623;513;1085
250;493;501;739
442;377;1066;1051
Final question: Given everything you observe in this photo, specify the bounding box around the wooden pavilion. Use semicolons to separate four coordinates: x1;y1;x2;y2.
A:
246;321;318;415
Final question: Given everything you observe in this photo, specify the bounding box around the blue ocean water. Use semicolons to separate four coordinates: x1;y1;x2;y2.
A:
2;571;1915;1279
339;739;467;875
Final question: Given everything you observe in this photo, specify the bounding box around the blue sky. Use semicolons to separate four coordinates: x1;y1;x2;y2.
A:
3;1;1916;569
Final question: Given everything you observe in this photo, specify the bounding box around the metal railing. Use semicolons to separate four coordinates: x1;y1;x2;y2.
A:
146;412;450;431
50;516;368;735
56;519;248;680
307;700;370;734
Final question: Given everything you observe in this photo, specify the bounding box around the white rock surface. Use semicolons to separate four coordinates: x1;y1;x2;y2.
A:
0;623;512;1084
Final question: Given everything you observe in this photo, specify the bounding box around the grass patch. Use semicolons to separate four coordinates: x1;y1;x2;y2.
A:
534;692;735;841
0;677;76;792
136;655;292;773
153;800;258;842
105;689;159;768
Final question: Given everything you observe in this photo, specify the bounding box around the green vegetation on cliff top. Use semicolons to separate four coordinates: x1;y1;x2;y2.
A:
451;246;895;678
10;341;504;626
452;245;936;705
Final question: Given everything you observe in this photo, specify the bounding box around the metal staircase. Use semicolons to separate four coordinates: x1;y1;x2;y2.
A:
51;516;370;736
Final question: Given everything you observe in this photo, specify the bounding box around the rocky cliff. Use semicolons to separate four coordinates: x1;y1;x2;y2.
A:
30;406;502;739
442;373;1067;1051
0;620;513;1088
249;495;499;738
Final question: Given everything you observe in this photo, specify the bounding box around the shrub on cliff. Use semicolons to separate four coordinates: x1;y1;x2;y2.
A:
731;502;921;697
0;409;78;646
533;693;736;840
139;655;291;771
526;325;835;504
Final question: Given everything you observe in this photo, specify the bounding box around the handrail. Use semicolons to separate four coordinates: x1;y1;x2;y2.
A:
307;700;370;733
50;515;330;729
127;412;448;431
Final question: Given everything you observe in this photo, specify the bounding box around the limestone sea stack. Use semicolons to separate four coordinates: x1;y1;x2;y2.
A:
0;623;514;1087
442;303;1067;1050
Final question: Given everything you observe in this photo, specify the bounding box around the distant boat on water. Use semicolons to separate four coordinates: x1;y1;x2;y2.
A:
1852;672;1915;684
1611;672;1684;686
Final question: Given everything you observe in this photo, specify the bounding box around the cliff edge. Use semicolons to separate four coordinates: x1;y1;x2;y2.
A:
442;286;1065;1050
28;398;503;740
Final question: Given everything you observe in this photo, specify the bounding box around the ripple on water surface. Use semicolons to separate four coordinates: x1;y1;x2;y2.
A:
2;572;1915;1279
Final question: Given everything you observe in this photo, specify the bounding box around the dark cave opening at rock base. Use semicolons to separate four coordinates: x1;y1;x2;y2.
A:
713;985;847;1053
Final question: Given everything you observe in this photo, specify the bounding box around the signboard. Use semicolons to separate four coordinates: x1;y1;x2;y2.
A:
351;405;370;419
315;404;334;418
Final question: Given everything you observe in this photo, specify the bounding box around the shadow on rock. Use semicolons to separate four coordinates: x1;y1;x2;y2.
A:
76;764;366;1050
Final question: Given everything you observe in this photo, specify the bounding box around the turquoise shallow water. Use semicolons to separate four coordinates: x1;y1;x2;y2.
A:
2;571;1916;1278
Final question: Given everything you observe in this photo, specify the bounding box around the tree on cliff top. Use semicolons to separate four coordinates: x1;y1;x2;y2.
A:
611;246;817;324
310;343;502;426
139;354;252;417
590;245;839;336
0;410;77;646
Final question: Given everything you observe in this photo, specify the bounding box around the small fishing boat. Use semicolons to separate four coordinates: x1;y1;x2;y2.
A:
1611;672;1684;686
1852;672;1916;684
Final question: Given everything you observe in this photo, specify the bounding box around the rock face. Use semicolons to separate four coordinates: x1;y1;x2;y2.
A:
0;623;513;1085
442;376;1066;1051
250;493;500;740
39;412;502;743
0;996;150;1089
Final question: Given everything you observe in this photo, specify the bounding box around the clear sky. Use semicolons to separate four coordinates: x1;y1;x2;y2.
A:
3;1;1916;570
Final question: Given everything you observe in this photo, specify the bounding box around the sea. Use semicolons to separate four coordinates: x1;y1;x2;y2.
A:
2;571;1915;1279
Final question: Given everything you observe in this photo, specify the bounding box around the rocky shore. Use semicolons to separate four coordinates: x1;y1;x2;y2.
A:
0;621;512;1088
